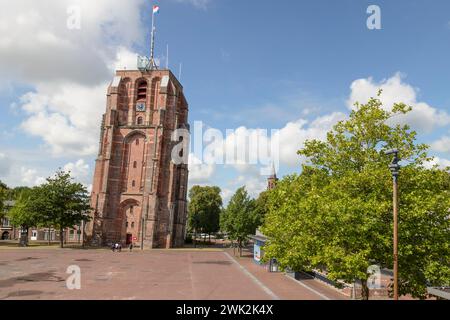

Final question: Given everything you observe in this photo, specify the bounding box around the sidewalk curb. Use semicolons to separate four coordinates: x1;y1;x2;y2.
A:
224;251;280;300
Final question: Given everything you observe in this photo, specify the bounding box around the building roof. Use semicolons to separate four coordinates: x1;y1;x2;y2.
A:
249;235;268;243
427;287;450;300
3;200;15;207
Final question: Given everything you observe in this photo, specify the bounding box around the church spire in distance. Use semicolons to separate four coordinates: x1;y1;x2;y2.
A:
267;163;278;190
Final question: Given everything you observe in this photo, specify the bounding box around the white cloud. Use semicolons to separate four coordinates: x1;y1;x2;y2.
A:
0;0;145;85
112;46;139;72
230;175;267;200
63;159;90;180
221;188;234;204
273;112;346;167
188;153;215;183
1;1;145;157
20;167;45;186
199;112;345;175
431;136;450;154
19;82;108;156
423;157;450;170
348;73;450;132
0;153;12;177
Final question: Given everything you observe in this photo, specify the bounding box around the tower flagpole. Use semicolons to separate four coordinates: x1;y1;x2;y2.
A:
150;5;158;69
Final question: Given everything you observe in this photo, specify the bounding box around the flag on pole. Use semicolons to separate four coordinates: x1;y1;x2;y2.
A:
153;5;160;14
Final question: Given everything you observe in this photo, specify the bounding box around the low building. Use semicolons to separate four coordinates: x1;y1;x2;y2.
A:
427;287;450;300
1;200;84;244
1;200;17;240
249;230;280;273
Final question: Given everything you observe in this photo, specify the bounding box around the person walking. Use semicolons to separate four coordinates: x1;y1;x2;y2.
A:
129;243;134;252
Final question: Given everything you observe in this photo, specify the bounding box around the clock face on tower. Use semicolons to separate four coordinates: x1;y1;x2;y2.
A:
136;103;146;112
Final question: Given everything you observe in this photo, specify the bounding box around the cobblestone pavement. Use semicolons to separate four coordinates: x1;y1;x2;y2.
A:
0;247;347;300
0;248;272;300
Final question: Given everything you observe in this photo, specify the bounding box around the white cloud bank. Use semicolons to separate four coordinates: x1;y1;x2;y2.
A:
0;153;12;177
348;73;450;132
424;157;450;170
188;153;216;184
0;0;145;85
431;136;450;154
0;0;144;157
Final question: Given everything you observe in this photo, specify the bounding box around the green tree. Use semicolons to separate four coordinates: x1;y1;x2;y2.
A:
0;180;7;218
262;93;450;299
253;191;270;227
6;186;31;201
8;187;48;246
188;186;222;244
43;171;91;248
221;187;258;256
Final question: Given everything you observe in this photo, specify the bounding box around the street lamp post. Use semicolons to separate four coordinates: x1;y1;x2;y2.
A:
386;149;401;301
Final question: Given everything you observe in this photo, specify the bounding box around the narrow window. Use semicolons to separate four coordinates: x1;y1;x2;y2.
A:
137;117;143;125
133;161;137;168
130;206;134;214
132;180;136;187
126;221;129;228
137;81;147;101
131;222;135;229
136;138;139;146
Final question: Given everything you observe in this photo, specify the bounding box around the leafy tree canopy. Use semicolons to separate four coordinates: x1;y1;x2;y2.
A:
188;185;222;236
7;170;91;248
0;180;7;216
221;187;259;255
262;92;450;299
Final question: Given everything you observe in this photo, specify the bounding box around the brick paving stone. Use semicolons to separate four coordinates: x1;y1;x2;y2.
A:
0;248;273;300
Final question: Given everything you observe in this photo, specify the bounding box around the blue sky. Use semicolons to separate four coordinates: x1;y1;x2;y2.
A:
0;0;449;201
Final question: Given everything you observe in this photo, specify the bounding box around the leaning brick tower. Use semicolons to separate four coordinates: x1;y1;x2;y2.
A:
86;68;189;249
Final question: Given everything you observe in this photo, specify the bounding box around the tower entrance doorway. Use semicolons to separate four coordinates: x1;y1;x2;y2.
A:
126;233;133;245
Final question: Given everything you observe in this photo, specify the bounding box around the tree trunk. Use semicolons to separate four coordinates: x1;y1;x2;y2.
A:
361;279;370;300
194;229;197;248
60;227;64;248
48;226;51;246
239;240;242;257
20;226;29;247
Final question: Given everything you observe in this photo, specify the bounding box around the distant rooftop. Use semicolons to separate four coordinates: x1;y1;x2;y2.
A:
427;287;450;300
3;200;15;207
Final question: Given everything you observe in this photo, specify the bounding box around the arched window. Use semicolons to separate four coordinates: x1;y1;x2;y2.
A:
131;222;135;229
133;161;137;168
137;117;143;125
178;136;184;158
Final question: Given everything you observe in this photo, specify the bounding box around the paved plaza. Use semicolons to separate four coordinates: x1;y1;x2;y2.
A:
0;247;347;300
